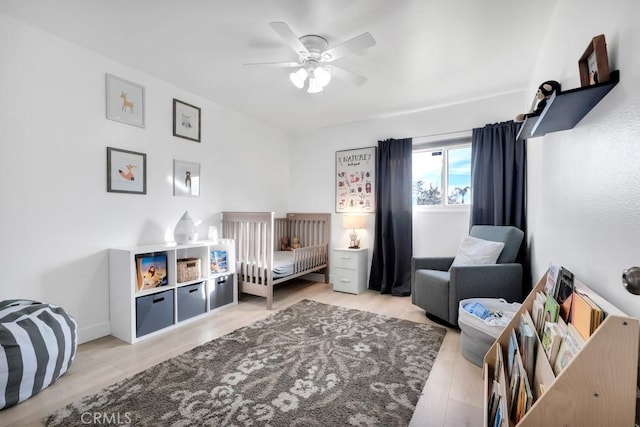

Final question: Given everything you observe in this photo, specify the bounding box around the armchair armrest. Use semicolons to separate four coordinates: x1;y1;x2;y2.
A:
411;257;454;272
449;263;523;307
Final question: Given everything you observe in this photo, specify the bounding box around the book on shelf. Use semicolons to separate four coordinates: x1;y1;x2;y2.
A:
493;404;504;427
488;379;501;425
540;320;565;366
552;323;586;375
508;347;522;421
544;264;560;295
507;328;518;378
532;291;546;335
554;267;575;322
571;291;604;340
518;311;537;387
510;347;533;423
210;250;228;273
543;293;560;324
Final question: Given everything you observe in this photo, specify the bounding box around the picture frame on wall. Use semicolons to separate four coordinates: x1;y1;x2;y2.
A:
105;73;145;128
107;147;147;194
173;98;201;142
578;34;610;87
173;159;200;197
335;146;376;213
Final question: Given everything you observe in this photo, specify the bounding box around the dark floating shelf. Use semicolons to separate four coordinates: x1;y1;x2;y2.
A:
517;70;620;140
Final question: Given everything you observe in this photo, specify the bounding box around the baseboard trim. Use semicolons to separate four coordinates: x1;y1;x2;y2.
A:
78;321;111;344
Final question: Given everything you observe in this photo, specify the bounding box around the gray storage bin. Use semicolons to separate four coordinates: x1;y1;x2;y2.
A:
177;281;206;322
210;275;234;309
136;289;174;337
458;298;520;366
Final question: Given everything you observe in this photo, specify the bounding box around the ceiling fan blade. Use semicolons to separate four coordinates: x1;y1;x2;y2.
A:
322;32;375;62
244;61;300;68
269;22;309;57
329;65;368;86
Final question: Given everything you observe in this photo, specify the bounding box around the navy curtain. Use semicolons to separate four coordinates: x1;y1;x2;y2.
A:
470;121;526;229
470;120;528;288
368;138;413;296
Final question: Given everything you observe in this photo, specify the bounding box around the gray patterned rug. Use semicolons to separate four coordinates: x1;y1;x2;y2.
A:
46;300;446;426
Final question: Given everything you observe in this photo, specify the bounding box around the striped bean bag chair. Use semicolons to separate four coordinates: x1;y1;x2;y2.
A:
0;299;77;409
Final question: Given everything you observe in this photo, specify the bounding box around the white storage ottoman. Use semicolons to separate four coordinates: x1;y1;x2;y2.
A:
458;298;521;366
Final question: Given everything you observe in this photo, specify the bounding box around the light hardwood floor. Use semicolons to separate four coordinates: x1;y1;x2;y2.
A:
0;280;484;426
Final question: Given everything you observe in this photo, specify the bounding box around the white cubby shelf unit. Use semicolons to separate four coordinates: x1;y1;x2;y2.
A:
109;239;237;344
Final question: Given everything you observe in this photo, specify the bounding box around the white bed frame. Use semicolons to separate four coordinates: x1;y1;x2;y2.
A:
221;212;331;309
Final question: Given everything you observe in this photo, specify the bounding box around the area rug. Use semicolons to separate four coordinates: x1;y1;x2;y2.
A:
46;300;446;426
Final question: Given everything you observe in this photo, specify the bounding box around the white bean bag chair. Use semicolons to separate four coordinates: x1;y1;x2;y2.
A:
0;299;77;409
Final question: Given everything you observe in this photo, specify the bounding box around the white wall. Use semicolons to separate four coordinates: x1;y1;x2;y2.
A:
0;13;290;343
526;0;640;316
289;91;525;277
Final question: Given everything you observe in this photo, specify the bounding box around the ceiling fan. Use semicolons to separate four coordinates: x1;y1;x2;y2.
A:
245;22;376;93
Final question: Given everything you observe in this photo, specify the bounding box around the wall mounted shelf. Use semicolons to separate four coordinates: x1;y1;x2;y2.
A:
517;70;619;140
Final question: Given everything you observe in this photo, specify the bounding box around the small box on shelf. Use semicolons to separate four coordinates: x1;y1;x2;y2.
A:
177;257;201;283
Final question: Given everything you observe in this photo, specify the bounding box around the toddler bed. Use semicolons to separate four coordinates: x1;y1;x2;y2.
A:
221;212;330;309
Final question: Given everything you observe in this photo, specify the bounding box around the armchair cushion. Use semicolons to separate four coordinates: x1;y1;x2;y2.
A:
450;235;505;268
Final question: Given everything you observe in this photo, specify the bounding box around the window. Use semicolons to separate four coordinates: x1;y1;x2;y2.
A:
413;143;472;207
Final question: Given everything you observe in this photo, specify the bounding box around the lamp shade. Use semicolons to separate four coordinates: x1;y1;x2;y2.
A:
307;76;323;93
289;68;307;89
314;66;331;87
343;215;366;230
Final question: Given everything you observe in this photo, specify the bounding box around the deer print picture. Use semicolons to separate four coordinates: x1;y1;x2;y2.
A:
120;91;134;114
106;74;145;127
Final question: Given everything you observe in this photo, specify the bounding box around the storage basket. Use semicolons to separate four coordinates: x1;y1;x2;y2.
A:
458;298;521;366
177;258;201;283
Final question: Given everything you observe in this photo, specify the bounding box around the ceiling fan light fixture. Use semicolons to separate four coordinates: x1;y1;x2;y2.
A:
314;66;331;87
289;68;307;89
307;76;323;93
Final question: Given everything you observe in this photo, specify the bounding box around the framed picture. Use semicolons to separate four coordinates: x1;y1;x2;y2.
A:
335;147;376;213
107;147;147;194
173;98;201;142
173;159;200;197
105;73;145;127
578;34;610;87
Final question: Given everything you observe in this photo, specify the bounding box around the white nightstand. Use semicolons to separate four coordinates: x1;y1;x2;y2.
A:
332;248;368;294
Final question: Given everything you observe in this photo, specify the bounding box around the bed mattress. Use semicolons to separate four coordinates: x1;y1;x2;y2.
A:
272;251;294;278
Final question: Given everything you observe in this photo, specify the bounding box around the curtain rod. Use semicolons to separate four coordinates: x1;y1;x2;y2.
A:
409;129;472;140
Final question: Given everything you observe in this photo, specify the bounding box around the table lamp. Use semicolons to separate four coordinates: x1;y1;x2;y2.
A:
342;215;366;249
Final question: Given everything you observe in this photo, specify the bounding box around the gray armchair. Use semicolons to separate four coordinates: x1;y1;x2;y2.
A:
411;225;524;327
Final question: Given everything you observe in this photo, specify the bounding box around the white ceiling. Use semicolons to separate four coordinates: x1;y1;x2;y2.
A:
0;0;558;134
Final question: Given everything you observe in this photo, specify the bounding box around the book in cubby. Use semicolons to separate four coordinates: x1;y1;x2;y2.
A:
540;319;565;366
210;250;228;274
571;290;604;340
552;322;586;375
553;266;574;322
135;252;169;292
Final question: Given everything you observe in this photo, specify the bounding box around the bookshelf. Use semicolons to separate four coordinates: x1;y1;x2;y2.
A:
109;239;237;344
483;269;638;426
